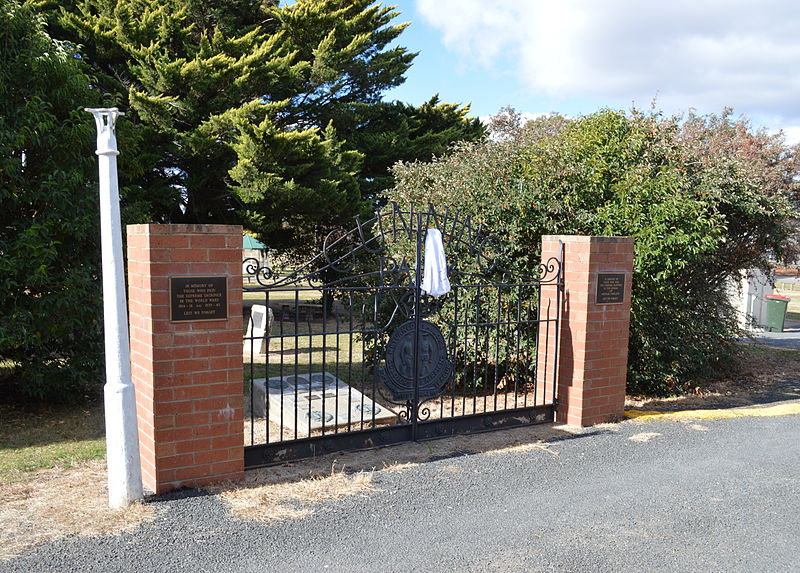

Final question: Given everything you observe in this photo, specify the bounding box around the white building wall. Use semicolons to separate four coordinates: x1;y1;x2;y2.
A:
730;269;773;331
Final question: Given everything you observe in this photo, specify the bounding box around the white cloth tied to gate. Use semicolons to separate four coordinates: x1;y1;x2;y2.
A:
421;228;451;297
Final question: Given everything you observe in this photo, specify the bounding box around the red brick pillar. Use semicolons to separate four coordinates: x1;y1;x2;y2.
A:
538;236;634;426
127;224;243;493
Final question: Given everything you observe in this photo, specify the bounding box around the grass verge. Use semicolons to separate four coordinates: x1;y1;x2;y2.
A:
0;403;105;484
0;460;155;561
0;402;155;561
626;344;800;411
3;339;798;559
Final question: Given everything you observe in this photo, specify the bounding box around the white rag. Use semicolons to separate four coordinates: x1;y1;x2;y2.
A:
421;228;451;297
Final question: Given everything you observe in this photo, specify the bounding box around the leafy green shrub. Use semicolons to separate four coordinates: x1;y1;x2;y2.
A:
341;207;541;395
390;108;799;395
0;0;103;401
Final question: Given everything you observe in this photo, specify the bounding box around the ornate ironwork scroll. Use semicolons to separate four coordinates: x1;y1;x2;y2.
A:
242;202;542;290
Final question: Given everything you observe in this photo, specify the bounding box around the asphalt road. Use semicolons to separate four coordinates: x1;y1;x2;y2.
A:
2;413;798;573
750;318;800;350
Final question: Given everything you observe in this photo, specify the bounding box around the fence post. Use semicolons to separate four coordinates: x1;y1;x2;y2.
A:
127;224;244;493
539;236;634;426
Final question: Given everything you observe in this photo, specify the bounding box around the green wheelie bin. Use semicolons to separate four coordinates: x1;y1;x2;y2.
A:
764;294;790;332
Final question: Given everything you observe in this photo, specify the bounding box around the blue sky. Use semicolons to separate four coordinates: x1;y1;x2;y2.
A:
382;0;800;143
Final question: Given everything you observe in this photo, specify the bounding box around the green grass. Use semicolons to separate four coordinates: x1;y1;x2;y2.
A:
0;403;105;484
775;281;800;291
244;315;371;386
742;343;800;358
243;288;320;302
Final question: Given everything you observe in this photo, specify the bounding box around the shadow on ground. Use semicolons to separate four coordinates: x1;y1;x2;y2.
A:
627;344;800;412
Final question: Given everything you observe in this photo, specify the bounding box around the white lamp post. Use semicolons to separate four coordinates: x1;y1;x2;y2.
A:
86;108;144;507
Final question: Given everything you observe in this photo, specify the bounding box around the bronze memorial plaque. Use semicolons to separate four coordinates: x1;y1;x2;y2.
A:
170;276;228;321
596;273;625;305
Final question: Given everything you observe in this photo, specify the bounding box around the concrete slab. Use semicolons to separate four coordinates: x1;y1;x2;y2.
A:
250;372;396;434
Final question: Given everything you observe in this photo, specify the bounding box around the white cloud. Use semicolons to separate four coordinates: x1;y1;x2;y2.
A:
416;0;800;128
771;124;800;146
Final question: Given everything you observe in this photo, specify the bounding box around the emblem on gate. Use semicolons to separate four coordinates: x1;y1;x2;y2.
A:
378;320;453;401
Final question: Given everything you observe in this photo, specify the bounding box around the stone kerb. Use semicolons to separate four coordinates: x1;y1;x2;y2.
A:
538;235;634;426
127;224;244;493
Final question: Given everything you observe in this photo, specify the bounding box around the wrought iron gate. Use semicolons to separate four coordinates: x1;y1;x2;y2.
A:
242;204;563;468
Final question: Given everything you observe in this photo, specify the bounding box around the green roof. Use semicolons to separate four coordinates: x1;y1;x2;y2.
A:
243;235;268;250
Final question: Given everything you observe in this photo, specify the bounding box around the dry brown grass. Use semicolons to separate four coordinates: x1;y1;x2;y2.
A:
628;432;662;443
220;423;576;525
0;460;155;561
382;461;419;472
487;442;560;456
220;469;375;522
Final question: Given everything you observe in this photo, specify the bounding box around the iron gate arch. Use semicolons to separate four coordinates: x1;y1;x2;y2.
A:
242;203;563;468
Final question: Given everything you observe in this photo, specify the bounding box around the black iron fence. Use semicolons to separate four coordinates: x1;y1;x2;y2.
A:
242;204;562;468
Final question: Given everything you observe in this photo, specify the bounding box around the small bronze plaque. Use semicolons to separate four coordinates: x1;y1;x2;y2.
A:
170;276;228;321
596;273;625;305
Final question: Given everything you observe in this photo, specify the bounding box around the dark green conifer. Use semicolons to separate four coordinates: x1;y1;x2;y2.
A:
38;0;485;252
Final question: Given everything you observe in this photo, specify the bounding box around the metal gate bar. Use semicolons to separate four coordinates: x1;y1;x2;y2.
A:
244;404;554;468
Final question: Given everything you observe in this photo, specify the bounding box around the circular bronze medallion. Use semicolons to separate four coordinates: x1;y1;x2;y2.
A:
378;320;453;401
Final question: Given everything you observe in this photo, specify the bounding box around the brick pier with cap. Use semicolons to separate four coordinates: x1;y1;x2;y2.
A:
538;235;635;426
127;224;244;493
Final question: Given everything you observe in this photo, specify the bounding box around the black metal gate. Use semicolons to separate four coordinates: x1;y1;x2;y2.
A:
242;204;563;468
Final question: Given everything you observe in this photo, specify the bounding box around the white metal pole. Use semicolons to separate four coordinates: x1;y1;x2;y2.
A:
86;108;144;507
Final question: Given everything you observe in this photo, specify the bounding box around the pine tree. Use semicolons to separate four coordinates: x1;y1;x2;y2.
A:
37;0;484;253
335;96;486;201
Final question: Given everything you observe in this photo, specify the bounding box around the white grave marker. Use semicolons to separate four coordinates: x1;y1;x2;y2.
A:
251;372;396;433
245;304;273;355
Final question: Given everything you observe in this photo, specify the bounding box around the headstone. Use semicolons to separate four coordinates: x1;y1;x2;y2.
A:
245;304;273;355
250;372;396;433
